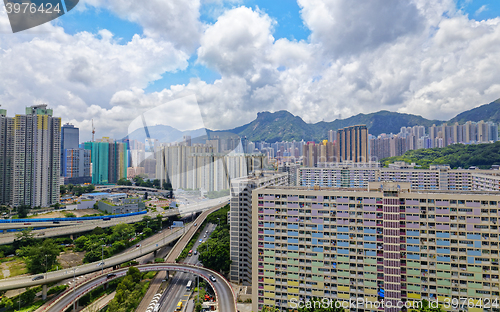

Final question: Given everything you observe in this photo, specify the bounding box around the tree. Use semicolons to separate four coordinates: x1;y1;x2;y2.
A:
17;204;30;218
60;185;66;195
14;228;35;249
117;178;132;186
0;296;13;309
19;239;61;274
21;287;36;304
113;223;134;240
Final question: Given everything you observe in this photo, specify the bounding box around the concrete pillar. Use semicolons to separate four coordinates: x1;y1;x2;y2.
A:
2;229;6;233
42;284;47;300
166;270;169;278
154;250;157;257
70;234;74;240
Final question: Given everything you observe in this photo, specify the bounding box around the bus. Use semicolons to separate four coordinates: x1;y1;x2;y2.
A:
186;280;192;291
176;301;183;311
188;250;192;256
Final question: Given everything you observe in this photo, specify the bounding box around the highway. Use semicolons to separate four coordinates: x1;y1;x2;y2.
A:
178;196;230;216
43;264;237;312
0;227;184;291
135;201;228;311
0;209;179;245
158;222;216;312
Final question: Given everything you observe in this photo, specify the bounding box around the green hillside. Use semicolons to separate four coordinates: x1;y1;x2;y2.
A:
381;141;500;169
449;98;500;124
218;110;443;143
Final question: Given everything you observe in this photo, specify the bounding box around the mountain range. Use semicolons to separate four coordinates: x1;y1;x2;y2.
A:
125;98;500;144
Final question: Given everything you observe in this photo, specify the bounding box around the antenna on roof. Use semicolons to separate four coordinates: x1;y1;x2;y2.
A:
92;119;95;142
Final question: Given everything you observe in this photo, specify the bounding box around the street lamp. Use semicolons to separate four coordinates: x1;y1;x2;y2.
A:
72;268;77;311
217;217;220;228
101;245;106;274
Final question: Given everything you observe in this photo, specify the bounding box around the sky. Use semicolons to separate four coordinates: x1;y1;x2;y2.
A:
0;0;500;142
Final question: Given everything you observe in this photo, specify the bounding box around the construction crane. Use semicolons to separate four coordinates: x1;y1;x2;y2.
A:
92;119;95;142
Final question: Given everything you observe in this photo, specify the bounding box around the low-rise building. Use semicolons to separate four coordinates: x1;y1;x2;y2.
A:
98;197;145;214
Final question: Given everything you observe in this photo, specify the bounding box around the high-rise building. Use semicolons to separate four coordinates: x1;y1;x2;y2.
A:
60;123;92;185
83;140;128;185
229;171;288;285
0;105;61;207
328;129;337;143
252;182;500;311
62;149;91;185
156;143;266;192
337;125;368;163
60;123;79;175
0;107;14;205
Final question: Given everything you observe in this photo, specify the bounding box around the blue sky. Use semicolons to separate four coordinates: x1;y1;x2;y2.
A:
54;0;500;94
55;0;313;92
3;0;500;140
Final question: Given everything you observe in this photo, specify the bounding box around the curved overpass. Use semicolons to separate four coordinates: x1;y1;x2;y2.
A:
0;200;229;291
40;264;237;312
95;185;164;192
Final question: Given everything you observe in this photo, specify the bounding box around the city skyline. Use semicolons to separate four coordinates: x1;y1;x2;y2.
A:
1;1;500;142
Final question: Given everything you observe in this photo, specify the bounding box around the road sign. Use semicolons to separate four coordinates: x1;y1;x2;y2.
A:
172;221;184;228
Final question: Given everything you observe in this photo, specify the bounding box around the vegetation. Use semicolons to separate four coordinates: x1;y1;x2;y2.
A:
16;204;30;218
74;215;162;263
117;178;133;186
60;184;95;197
197;205;231;274
206;189;230;199
17;239;62;274
449;98;500;124
132;176;162;189
381;141;500;169
64;212;76;218
107;267;151;312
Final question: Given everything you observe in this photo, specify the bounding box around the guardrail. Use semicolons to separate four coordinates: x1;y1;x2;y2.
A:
40;263;238;312
0;210;147;223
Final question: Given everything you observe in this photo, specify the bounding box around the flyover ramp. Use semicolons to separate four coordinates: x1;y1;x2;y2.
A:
39;264;237;312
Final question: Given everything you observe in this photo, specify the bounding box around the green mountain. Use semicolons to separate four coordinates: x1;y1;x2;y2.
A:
215;110;442;143
381;141;500;169
124;98;500;144
217;98;499;143
448;98;500;124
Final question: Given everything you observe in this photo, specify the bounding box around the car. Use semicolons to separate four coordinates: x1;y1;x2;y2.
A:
194;250;198;255
194;223;197;226
136;244;141;248
209;275;216;282
199;239;202;243
204;234;207;238
97;262;104;267
53;221;60;224
32;275;44;281
107;273;116;279
206;230;208;234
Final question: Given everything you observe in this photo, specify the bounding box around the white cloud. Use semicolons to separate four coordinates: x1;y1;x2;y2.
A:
2;0;500;142
475;5;488;16
79;0;203;53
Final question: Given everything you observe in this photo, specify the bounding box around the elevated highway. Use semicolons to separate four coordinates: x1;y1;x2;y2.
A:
0;209;179;245
39;264;237;312
0;200;228;290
